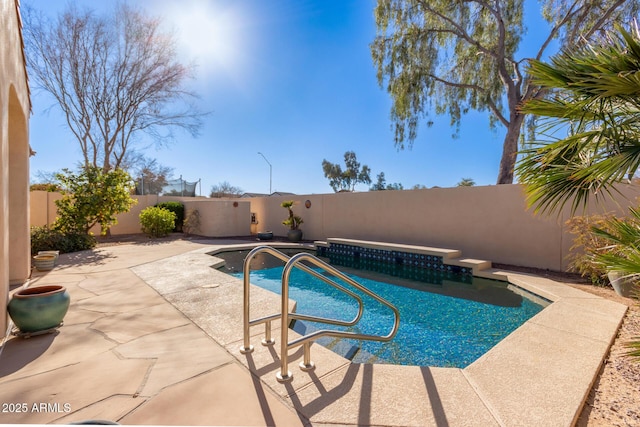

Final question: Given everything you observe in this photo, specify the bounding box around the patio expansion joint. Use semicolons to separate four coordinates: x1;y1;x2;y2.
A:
136;360;241;399
282;360;354;399
460;369;507;427
52;393;149;425
88;324;129;346
0;359;84;385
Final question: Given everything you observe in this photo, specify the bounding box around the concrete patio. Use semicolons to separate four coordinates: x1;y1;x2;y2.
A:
0;238;628;426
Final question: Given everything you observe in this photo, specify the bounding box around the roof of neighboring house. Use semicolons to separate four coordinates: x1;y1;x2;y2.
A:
240;192;269;198
240;191;297;198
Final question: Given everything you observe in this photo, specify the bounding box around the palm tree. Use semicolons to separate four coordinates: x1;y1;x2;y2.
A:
517;25;640;215
517;25;640;361
456;178;476;187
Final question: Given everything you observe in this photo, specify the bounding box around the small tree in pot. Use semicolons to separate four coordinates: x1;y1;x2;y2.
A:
281;201;303;242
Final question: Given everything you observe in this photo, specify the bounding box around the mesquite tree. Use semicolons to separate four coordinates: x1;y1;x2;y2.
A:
322;151;372;192
23;3;205;172
371;0;639;184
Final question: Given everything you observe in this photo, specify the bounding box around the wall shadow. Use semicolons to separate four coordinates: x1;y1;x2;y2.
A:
0;333;58;378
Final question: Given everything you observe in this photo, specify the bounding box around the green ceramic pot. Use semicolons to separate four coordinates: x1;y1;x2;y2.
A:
8;285;70;333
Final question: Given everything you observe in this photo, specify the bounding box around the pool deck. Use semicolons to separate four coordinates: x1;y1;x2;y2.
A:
0;238;627;426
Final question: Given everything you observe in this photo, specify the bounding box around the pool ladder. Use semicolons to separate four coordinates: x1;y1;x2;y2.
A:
240;245;400;382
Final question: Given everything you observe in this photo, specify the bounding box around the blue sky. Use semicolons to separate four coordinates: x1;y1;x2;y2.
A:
27;0;551;196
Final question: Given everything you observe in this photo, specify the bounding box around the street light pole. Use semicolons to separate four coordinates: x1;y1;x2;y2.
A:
257;152;272;194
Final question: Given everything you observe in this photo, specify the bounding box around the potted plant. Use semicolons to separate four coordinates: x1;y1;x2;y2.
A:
589;207;640;298
8;285;70;336
281;200;303;242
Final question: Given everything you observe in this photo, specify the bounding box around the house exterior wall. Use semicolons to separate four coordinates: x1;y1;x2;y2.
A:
1;0;31;338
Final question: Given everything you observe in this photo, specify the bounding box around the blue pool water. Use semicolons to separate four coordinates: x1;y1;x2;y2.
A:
233;265;546;368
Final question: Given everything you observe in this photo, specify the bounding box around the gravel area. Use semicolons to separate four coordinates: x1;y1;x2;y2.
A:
572;285;640;426
97;236;640;426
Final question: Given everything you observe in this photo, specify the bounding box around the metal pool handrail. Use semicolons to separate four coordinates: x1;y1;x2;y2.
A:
277;252;400;382
240;245;365;354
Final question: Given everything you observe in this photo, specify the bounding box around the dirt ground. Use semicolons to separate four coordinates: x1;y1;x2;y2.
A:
98;234;640;426
570;284;640;426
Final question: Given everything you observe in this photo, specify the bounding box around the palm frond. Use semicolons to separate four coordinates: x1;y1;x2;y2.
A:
518;25;640;215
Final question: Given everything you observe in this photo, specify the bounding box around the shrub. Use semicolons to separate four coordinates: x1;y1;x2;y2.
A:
30;226;96;255
140;207;176;238
30;183;62;192
183;209;201;236
155;201;184;231
565;214;616;285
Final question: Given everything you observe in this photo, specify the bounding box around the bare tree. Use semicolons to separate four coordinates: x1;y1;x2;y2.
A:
210;181;243;198
133;157;174;195
23;3;205;172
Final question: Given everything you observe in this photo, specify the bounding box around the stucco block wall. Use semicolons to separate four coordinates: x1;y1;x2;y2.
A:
248;184;640;271
31;193;251;237
1;0;31;338
29;185;640;272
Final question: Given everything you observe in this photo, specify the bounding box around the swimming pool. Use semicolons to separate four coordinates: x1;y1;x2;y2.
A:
220;248;547;368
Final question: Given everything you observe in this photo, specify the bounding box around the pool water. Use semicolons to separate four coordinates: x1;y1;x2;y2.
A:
232;265;546;368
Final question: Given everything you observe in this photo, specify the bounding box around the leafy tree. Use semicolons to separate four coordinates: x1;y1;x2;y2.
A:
456;178;476;187
210;181;243;198
370;172;404;191
517;25;640;215
322;151;372;192
370;0;639;184
134;158;174;195
23;3;205;172
412;184;428;190
53;166;137;235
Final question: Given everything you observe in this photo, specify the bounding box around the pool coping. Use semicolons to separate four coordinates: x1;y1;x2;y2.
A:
133;241;627;426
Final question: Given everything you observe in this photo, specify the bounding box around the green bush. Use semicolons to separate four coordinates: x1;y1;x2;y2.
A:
140;207;176;238
155;201;184;231
30;226;96;255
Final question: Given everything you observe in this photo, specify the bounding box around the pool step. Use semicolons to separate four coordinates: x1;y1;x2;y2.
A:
292;321;363;361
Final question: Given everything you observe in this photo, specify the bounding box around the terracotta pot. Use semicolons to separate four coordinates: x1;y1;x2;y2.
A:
8;285;70;333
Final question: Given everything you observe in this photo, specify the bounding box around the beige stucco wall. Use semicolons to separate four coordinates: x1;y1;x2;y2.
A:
247;184;640;271
1;0;31;338
31;184;640;272
31;193;251;237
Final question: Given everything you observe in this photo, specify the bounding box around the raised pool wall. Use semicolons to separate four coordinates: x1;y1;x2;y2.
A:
30;183;640;271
